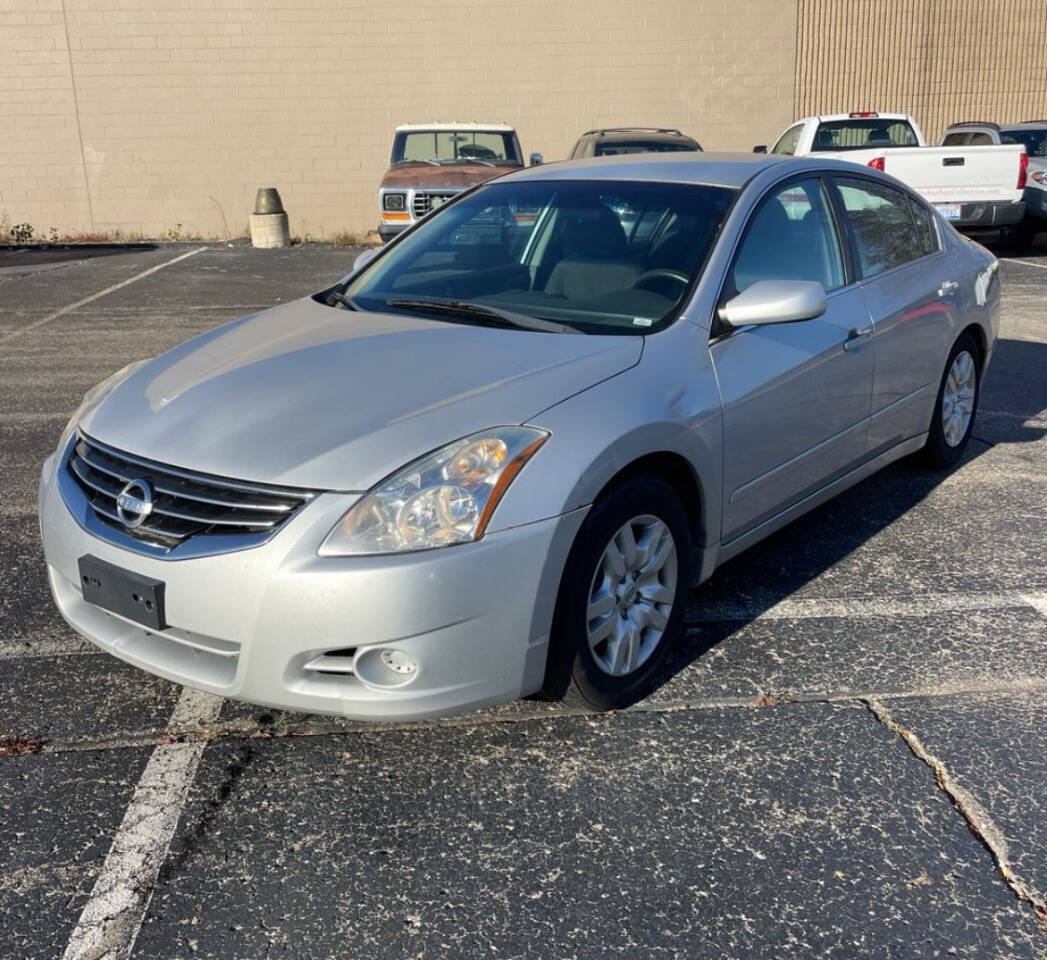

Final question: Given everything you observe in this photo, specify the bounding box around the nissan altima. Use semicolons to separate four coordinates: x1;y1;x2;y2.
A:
39;153;999;719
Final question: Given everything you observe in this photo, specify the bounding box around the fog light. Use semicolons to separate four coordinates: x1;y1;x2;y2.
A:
354;647;419;689
380;649;417;675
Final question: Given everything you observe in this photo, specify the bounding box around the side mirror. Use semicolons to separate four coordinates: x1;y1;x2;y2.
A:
353;248;379;272
753;145;767;154
720;280;826;328
529;152;544;166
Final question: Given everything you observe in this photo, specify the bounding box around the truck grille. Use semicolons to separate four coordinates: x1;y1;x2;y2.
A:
66;433;315;550
412;192;459;218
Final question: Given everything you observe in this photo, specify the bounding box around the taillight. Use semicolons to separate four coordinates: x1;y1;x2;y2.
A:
1018;151;1028;189
867;156;885;172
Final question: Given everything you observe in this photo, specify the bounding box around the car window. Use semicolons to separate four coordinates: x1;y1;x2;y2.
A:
908;197;938;255
594;140;699;156
1001;128;1047;157
395;131;521;165
726;178;844;296
967;132;995;145
835;177;924;277
346;180;735;334
941;131;971;146
811;119;919;152
771;124;803;156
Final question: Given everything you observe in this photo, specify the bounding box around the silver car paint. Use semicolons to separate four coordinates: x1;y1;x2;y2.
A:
40;153;999;720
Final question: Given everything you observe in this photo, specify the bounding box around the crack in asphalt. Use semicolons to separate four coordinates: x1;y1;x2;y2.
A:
865;698;1047;928
8;678;1047;758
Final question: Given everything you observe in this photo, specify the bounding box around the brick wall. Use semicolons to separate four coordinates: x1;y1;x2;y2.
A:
0;0;798;239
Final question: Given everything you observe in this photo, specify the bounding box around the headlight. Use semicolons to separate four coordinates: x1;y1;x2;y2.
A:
319;426;548;556
382;192;407;211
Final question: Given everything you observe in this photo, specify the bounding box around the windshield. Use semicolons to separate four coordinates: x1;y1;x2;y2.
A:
1001;128;1047;157
595;140;700;156
811;119;919;152
393;131;522;165
343;180;734;334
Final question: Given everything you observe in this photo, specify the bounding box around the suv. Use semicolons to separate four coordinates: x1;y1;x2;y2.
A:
568;127;701;160
376;123;530;242
939;120;1047;240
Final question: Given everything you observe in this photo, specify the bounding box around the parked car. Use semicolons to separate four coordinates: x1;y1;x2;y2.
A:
569;127;701;159
938;120;1047;242
376;123;537;242
757;112;1027;238
40;153;998;720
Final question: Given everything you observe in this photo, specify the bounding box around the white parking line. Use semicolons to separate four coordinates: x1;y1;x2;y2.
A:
0;247;207;350
60;686;223;960
1004;257;1047;271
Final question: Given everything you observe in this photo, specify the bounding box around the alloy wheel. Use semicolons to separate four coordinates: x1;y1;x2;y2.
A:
942;349;976;447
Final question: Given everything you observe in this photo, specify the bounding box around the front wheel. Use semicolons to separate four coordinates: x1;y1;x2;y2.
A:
922;332;981;467
543;476;691;710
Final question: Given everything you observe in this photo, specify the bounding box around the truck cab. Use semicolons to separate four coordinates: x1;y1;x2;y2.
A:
376;123;526;242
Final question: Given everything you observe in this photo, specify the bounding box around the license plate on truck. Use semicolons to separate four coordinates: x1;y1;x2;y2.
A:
935;204;961;221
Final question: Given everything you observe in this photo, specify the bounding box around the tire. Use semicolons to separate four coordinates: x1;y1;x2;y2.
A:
542;475;692;710
922;331;981;468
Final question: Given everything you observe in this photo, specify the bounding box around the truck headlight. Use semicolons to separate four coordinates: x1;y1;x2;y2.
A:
382;193;407;211
319;427;548;556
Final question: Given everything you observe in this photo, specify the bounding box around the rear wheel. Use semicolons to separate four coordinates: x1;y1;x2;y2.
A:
922;332;981;467
543;476;691;710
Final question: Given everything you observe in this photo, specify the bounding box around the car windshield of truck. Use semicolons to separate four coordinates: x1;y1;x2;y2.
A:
342;179;734;334
394;131;522;165
811;119;919;152
595;140;700;156
1001;129;1047;157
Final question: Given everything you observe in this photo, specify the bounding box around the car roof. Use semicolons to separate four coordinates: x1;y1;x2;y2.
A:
395;123;516;133
812;112;912;123
587;130;698;145
1001;121;1047;130
496;151;853;189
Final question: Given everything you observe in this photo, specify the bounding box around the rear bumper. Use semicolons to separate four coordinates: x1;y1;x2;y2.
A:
948;200;1026;230
1023;187;1047;219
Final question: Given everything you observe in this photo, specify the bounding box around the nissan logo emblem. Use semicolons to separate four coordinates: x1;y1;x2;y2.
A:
115;478;154;528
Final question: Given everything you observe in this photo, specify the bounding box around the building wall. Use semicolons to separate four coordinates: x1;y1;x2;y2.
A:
0;0;798;239
795;0;1047;144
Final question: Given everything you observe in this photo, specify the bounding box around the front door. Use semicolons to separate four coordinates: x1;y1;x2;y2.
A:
710;176;875;543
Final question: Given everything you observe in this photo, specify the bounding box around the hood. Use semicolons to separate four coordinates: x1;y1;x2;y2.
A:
81;298;642;491
380;163;521;189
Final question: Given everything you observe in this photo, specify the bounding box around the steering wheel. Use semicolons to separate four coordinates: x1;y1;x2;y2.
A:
630;269;690;295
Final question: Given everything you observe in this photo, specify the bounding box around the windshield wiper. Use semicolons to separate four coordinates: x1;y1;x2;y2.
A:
326;290;359;310
387;298;579;334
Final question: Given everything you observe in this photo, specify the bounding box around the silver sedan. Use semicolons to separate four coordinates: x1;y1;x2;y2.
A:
38;153;999;719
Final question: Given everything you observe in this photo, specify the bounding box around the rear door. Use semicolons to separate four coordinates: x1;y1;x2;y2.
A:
711;175;874;543
831;175;957;449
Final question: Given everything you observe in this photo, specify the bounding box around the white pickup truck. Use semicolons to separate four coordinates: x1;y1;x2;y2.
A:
757;112;1027;236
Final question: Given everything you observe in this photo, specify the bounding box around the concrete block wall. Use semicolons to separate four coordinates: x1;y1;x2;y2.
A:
0;0;798;239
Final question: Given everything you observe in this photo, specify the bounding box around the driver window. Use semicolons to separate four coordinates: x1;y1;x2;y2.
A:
726;178;845;297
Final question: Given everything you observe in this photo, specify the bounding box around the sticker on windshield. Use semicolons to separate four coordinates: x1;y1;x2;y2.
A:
632;317;654;327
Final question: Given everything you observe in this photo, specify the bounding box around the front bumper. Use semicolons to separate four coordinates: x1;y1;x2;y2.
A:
377;221;411;242
39;449;585;720
949;199;1026;230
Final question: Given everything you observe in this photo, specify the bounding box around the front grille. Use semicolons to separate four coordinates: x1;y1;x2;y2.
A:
67;433;315;551
412;192;458;219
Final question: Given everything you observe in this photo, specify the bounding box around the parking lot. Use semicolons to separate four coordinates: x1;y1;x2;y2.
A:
1;242;1045;958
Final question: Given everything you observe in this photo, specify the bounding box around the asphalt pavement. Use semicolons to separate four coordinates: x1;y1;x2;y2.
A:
1;241;1045;959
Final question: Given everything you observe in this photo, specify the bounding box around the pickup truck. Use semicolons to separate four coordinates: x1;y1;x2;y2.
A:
757;112;1027;237
376;123;538;242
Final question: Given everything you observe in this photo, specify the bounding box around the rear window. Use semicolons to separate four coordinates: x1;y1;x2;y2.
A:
595;140;700;156
811;119;919;152
1001;128;1047;157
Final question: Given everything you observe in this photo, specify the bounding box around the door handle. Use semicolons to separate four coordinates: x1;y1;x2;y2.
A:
843;324;873;351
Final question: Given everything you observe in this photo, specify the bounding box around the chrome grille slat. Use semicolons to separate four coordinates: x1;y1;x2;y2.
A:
412;192;457;219
66;433;315;553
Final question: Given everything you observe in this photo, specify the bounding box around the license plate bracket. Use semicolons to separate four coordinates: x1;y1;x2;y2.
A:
78;555;166;630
